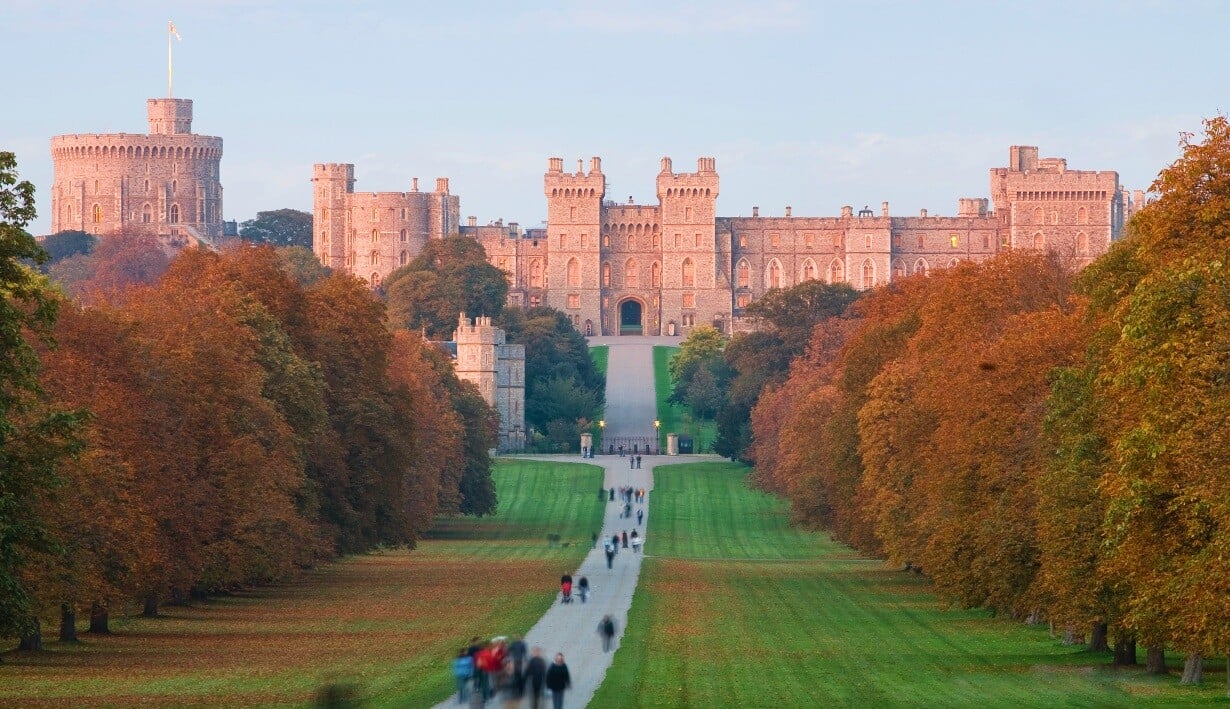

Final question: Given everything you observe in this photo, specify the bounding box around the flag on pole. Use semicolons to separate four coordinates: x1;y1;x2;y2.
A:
169;20;182;41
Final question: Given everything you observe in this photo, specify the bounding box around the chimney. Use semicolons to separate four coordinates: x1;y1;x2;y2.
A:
436;177;449;193
882;201;889;217
548;157;564;173
576;159;584;175
841;205;853;218
752;206;760;218
468;216;477;227
920;208;928;217
590;157;602;173
785;206;792;217
412;177;419;192
660;157;673;173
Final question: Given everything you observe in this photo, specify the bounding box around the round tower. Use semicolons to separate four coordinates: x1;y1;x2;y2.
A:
49;97;224;242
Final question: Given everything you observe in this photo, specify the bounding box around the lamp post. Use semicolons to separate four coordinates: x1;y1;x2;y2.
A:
653;419;660;454
598;420;605;456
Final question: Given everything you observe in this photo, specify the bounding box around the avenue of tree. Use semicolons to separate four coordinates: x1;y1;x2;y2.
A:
710;118;1230;687
0;158;504;650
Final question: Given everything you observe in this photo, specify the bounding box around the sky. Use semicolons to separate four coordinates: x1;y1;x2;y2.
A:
3;0;1227;236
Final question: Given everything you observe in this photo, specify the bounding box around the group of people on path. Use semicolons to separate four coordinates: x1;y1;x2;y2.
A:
453;636;572;708
559;574;589;604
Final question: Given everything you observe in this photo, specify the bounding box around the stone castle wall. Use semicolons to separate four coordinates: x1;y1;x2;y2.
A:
50;98;224;242
453;315;525;452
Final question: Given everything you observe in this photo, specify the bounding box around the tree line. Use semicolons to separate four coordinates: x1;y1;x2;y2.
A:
0;154;499;650
745;118;1230;685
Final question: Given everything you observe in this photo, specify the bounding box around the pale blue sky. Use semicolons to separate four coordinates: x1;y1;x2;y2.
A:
4;0;1226;236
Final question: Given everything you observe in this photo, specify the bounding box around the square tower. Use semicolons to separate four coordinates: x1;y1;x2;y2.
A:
544;157;604;333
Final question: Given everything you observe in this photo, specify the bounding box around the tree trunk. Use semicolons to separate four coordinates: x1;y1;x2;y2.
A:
143;592;158;618
1112;637;1137;666
1087;623;1110;653
1026;609;1041;625
18;622;42;651
59;603;78;643
1062;626;1083;645
88;602;110;634
1180;652;1203;685
1146;646;1167;674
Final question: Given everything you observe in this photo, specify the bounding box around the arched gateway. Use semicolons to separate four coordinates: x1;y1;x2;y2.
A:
618;299;643;335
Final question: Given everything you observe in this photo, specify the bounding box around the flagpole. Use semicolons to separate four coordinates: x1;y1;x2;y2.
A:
167;22;173;97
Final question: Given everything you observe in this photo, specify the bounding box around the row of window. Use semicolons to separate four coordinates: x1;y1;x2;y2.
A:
79;202;209;225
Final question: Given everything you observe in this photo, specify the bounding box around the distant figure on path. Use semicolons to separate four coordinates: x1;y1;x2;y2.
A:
609;487;615;501
578;576;589;603
621;531;628;548
508;637;528;674
631;529;640;553
591;531;598;548
545;653;572;709
636;508;644;526
598;615;617;652
636;455;642;469
452;648;473;705
604;541;615;569
525;647;547;709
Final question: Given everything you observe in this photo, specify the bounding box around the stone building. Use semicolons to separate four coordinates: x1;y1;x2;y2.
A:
318;146;1140;337
453;314;525;452
50;97;224;243
311;164;460;287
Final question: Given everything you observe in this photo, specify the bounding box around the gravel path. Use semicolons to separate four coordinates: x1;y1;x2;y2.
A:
435;338;712;708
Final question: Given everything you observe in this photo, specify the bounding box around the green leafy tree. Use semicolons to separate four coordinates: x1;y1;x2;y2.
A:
37;230;95;268
385;236;509;338
0;152;84;642
239;209;313;248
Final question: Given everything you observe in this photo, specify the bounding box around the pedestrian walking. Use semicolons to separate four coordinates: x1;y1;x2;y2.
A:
545;653;571;709
509;637;528;674
630;456;635;469
609;487;615;501
524;647;547;709
501;658;525;709
598;615;617;652
621;530;628;548
631;529;640;553
452;648;474;705
591;531;598;548
636;455;642;469
578;576;589;603
611;533;620;551
636;508;644;526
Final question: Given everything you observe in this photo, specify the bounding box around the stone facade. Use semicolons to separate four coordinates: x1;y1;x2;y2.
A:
319;146;1141;337
453;314;525;452
311;165;460;287
50;97;224;243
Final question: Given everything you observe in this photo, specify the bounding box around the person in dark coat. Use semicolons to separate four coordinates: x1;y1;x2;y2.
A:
598;614;617;652
545;653;571;709
524;647;547;709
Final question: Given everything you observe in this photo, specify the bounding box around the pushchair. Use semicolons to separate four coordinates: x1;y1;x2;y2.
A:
561;580;573;603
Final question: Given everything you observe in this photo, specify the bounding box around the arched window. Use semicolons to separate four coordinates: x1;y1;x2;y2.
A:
627;234;635;250
1076;231;1088;254
602;261;611;287
1078;207;1088;224
892;259;905;280
371;273;380;287
1032;232;1045;250
567;257;581;287
767;259;781;289
948;258;960;269
829;259;844;284
602;233;610;247
626;259;639;288
682;258;695;287
400;229;407;243
652;233;660;248
369;251;379;266
92;203;103;224
1051;211;1059;225
651;261;661;288
738;233;747;248
861;259;875;289
400;251;409;266
142;203;152;223
371;229;379;243
1033;207;1044;223
168;204;179;224
801;259;816;281
529;259;543;288
914;258;929;276
143;179;150;193
736;259;750;288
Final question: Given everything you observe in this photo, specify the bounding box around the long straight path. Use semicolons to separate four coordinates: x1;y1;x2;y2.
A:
435;337;714;709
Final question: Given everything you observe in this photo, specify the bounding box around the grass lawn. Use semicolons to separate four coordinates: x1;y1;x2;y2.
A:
590;345;609;450
0;460;605;708
652;345;717;453
593;462;1223;707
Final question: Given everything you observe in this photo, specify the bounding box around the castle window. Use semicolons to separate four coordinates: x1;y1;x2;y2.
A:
372;229;379;243
736;293;750;308
829;259;844;284
581;233;588;248
371;273;380;287
1077;231;1088;254
1033;207;1044;223
674;233;681;248
694;233;701;247
652;234;660;248
370;251;379;266
861;259;875;289
628;234;635;250
950;234;959;248
805;232;814;247
567;258;581;287
682;293;695;309
626;259;640;288
559;233;566;248
400;251;409;266
142;203;152;224
1032;232;1045;250
567;294;580;309
770;232;780;247
917;234;924;248
1051;211;1059;225
1078;207;1088;224
530;295;541;307
738;233;747;248
603;234;610;247
400;229;407;243
682;314;694;327
570;206;577;221
767;260;781;289
172;180;177;195
802;259;816;281
92;203;102;224
168;204;179;224
144;179;150;193
685;206;692;221
865;234;871;249
737;260;750;288
602;262;611;287
915;258;929;275
682;258;695;287
94;180;99;193
892;259;905;280
530;260;543;288
401;208;406;220
982;233;990;249
371;207;377;220
835;233;843;249
199;204;205;222
498;257;508;271
651;261;661;288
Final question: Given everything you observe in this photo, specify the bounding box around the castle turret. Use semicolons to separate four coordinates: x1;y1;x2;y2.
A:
544;156;605;332
657;157;722;335
312;163;355;270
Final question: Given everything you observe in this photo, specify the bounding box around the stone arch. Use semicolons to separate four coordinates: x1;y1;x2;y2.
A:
529;259;543;288
1076;231;1088;254
1033;207;1044;223
892;258;905;280
400;250;409;266
617;297;646;335
801;257;817;281
142;203;152;224
567;257;581;287
766;258;782;289
828;258;845;284
1078;206;1088;224
169;204;179;223
948;258;960;269
736;258;750;288
651;260;661;288
682;257;695;287
92;203;102;224
914;258;929;275
861;258;876;289
1032;232;1045;250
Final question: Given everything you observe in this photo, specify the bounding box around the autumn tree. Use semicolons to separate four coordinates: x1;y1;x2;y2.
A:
50;230;170;305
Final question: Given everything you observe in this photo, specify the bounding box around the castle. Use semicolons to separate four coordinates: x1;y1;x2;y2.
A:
452;315;525;452
49;97;224;244
319;148;1142;337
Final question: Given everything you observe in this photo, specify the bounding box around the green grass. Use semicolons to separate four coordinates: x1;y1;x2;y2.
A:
653;345;717;452
590;345;609;450
0;460;605;708
593;462;1224;707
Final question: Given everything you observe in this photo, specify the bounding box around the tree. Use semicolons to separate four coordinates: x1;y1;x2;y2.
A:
744;279;861;354
37;230;95;268
0;152;84;641
51;231;170;305
278;245;331;286
239;209;313;248
385;236;509;338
